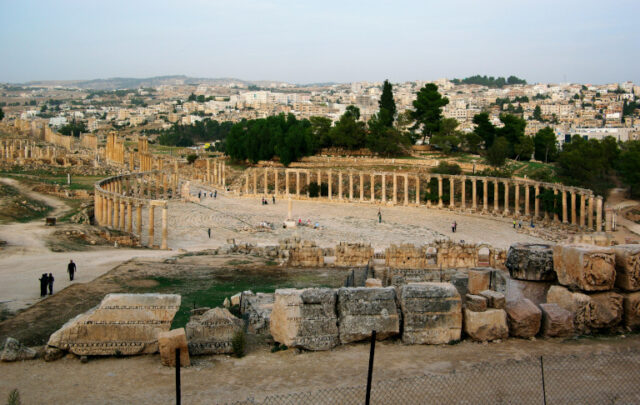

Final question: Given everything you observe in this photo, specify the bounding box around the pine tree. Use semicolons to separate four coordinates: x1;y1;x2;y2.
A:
378;79;396;127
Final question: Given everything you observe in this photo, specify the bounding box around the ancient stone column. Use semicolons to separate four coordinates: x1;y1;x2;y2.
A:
494;181;499;212
580;194;586;227
562;190;568;224
571;192;577;225
253;171;258;195
161;206;168;250
328;170;332;200
449;177;455;209
483;179;488;212
596;197;603;232
95;192;102;226
553;189;559;222
503;182;510;215
136;204;142;236
119;199;125;230
296;171;300;197
349;173;353;201
244;173;249;194
148;205;155;247
461;177;466;209
306;170;310;197
264;169;269;195
222;162;226;186
426;177;431;207
437;176;443;207
126;201;133;233
370;173;375;202
472;179;477;210
535;186;540;218
360;173;364;201
415;176;420;205
317;170;322;187
524;185;530;216
274;170;279;195
381;174;386;202
392;173;397;205
514;183;520;215
404;174;409;206
113;197;120;229
338;172;343;200
102;195;108;225
285;171;289;196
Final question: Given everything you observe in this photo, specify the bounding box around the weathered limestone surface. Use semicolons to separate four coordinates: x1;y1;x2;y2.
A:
468;268;491;294
365;278;383;288
553;245;615;291
465;294;487;312
505;243;556;281
622;292;640;329
288;241;324;267
547;286;623;333
400;283;462;345
450;272;469;302
539;303;574;337
337;287;400;344
506;299;541;338
463;309;509;341
47;293;180;356
480;290;506;309
335;242;373;267
612;245;640;291
186;308;243;355
158;328;190;367
270;289;339;351
240;293;274;335
505;278;552;305
386;244;427;269
1;338;37;362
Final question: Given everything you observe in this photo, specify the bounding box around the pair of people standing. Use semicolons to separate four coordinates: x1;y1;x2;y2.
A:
39;273;54;296
451;221;458;233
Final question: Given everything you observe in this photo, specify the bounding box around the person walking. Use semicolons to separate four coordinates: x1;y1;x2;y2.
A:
48;273;54;295
67;260;77;281
451;221;456;233
39;273;48;297
214;190;217;199
272;195;275;204
454;221;457;233
378;209;382;223
207;228;211;239
513;220;517;229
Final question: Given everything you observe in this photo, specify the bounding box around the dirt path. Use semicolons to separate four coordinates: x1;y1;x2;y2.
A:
0;178;173;313
1;333;638;404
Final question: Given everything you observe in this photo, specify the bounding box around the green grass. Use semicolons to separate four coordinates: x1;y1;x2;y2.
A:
1;171;102;191
127;269;344;329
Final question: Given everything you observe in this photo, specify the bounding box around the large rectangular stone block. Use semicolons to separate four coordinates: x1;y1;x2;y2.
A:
47;293;181;356
506;299;541;338
468;268;491;294
186;308;243;355
463;309;509;341
547;285;623;334
612;245;640;291
400;283;462;345
539;303;574;338
158;328;190;367
337;287;399;344
270;288;339;351
552;245;615;291
622;292;640;329
505;243;556;281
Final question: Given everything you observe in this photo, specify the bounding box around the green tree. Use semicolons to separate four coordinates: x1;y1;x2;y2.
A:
532;105;543;121
533;127;558;162
366;114;409;156
472;113;495;148
513;135;534;161
486;137;509;166
309;116;332;148
410;83;449;143
187;93;197;101
378;79;396;127
617;141;640;198
462;132;482;154
186;154;198;164
497;114;527;158
196;94;206;103
328;106;366;149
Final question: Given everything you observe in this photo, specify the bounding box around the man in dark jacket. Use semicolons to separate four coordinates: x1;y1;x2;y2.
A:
39;273;48;297
48;273;54;295
67;260;77;281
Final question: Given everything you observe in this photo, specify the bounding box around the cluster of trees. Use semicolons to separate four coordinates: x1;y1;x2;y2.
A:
451;75;527;88
58;120;87;137
157;119;233;147
187;93;215;103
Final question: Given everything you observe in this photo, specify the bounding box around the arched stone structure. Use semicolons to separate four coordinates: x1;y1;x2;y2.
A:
240;167;604;232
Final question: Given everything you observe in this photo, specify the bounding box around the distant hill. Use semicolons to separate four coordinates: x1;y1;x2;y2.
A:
18;75;292;90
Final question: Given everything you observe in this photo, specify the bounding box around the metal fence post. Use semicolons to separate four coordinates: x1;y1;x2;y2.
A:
176;348;181;405
365;330;376;405
540;356;547;405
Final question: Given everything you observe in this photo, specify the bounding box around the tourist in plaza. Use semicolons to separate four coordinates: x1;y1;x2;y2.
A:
67;259;77;281
378;209;382;223
513;220;517;228
214;190;217;198
39;273;48;297
207;228;211;238
47;273;54;295
272;195;275;204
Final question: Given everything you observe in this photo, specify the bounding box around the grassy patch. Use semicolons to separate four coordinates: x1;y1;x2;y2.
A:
0;183;53;223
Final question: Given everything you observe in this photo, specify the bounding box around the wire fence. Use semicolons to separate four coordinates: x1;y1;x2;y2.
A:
221;349;640;405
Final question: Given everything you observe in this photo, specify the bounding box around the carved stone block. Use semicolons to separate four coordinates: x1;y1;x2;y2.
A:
337;287;400;344
552;245;615;291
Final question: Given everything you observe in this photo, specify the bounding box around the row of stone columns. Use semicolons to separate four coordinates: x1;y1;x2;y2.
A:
243;168;604;231
206;159;226;187
96;175;170;249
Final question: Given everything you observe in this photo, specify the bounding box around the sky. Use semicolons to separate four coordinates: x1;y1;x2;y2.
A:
1;0;639;85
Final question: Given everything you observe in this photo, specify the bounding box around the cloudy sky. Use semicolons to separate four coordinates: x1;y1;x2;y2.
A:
1;0;638;84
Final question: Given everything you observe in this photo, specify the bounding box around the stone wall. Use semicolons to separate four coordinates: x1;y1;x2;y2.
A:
335;242;373;267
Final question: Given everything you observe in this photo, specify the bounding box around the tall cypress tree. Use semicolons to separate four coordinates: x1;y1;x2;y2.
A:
378;79;396;127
